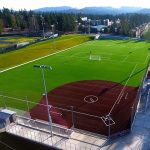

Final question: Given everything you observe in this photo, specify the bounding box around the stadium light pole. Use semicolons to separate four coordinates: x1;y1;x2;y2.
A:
51;24;55;41
51;25;56;50
32;15;36;32
40;15;45;39
33;65;53;137
74;20;79;33
88;19;91;34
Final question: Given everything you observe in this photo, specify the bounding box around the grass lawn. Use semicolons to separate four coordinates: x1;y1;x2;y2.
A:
0;34;92;70
0;44;12;48
0;38;149;110
0;36;39;43
0;35;40;49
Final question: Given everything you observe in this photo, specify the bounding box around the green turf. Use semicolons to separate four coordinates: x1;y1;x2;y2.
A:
0;34;92;70
0;38;149;110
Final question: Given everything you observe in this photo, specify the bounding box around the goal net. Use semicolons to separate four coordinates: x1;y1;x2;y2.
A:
94;34;101;40
89;55;101;61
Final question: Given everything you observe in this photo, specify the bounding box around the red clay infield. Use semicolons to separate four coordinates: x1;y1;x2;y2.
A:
30;80;138;136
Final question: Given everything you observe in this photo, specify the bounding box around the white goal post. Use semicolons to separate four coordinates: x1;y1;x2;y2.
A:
89;55;101;61
94;34;101;40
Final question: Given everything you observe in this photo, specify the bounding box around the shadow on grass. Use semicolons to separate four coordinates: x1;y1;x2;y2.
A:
98;67;146;96
133;40;145;43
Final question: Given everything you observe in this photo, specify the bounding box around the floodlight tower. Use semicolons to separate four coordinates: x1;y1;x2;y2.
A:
40;15;45;38
74;20;80;33
88;19;91;34
51;25;55;38
33;65;53;137
32;15;36;32
51;25;56;50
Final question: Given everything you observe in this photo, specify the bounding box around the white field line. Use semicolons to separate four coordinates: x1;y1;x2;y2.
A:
0;94;104;119
86;43;120;47
124;47;150;64
56;54;111;61
108;64;138;115
144;54;149;64
86;43;128;48
59;55;145;65
98;58;144;65
58;51;127;57
122;47;139;62
122;54;130;62
0;41;91;74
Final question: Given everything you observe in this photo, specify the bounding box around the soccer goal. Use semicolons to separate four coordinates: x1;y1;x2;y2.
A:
94;34;101;40
89;55;101;61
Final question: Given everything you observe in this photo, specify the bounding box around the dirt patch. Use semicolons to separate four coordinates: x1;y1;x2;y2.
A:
30;80;138;136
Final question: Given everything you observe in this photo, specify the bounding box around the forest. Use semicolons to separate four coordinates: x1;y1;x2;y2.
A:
0;8;150;36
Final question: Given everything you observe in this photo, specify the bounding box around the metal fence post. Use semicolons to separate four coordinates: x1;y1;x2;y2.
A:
25;96;30;112
108;115;111;138
130;105;134;131
25;96;31;118
145;89;150;113
1;92;6;108
71;106;75;128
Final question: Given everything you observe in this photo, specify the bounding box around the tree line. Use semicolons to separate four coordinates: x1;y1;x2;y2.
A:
0;8;150;36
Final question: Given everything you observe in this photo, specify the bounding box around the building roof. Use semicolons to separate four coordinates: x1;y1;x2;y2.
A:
1;109;16;115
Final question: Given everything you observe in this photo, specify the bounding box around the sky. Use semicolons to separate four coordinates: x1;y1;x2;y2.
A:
0;0;150;10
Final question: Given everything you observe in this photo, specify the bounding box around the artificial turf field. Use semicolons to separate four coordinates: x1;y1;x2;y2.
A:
0;39;149;99
0;38;150;135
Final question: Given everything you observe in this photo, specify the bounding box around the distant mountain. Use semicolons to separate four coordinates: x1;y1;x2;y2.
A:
79;7;118;14
34;6;149;14
138;8;150;14
34;6;78;13
118;7;142;13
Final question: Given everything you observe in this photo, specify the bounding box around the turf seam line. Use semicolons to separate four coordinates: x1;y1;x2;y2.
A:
0;41;92;74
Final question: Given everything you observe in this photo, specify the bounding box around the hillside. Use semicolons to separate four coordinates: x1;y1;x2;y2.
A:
34;6;145;14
